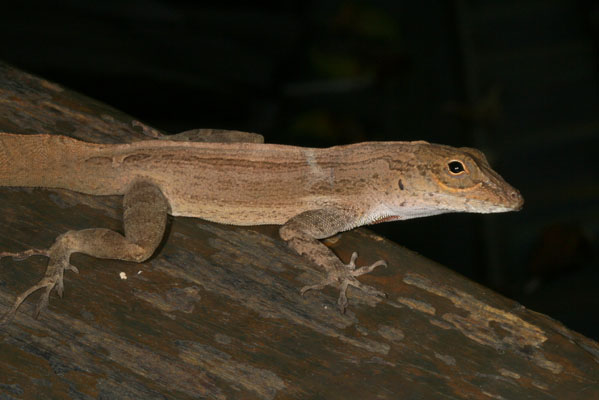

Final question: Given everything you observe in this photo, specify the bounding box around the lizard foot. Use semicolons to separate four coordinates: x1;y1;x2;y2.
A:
300;252;387;313
0;247;78;325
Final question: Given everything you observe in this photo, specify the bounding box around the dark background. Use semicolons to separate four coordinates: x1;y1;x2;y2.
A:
1;0;597;339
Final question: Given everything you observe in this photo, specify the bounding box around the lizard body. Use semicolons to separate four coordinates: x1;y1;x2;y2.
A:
0;131;523;321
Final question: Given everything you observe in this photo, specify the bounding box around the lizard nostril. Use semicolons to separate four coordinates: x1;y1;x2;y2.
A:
509;189;524;209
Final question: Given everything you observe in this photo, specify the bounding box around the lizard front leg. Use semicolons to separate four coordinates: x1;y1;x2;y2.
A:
0;180;168;323
279;208;387;312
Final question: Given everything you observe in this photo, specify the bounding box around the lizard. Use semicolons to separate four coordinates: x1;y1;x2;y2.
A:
0;129;523;323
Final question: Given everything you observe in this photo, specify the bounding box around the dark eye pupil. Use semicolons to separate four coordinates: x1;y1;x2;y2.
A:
448;161;465;174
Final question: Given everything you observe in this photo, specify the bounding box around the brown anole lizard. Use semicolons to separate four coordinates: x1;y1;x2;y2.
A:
0;130;523;323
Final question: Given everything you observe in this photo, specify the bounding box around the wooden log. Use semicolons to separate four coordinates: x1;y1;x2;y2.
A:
0;62;597;399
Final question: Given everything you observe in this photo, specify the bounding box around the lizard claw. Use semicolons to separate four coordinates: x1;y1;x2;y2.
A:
301;252;387;313
0;248;77;324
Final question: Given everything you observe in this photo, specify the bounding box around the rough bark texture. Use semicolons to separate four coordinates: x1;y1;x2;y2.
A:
0;62;597;399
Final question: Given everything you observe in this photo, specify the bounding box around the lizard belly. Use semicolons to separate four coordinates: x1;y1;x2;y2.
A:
163;185;338;226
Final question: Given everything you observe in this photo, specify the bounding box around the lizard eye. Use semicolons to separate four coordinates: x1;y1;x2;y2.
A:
447;160;466;175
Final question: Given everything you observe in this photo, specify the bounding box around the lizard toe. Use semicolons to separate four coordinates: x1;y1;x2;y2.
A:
300;274;337;296
351;259;387;277
337;280;350;313
34;280;56;319
0;248;50;261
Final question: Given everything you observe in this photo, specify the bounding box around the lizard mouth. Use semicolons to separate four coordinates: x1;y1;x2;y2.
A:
370;215;402;224
477;196;524;213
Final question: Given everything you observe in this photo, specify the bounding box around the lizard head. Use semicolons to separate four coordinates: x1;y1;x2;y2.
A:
387;143;524;219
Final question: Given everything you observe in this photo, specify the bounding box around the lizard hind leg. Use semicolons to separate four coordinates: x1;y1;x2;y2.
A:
0;180;169;324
